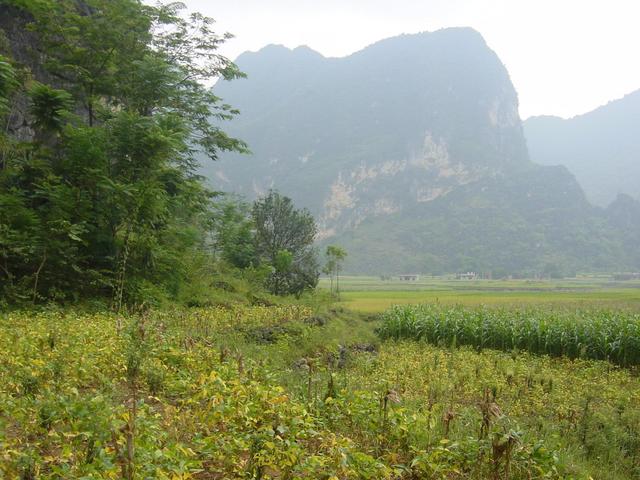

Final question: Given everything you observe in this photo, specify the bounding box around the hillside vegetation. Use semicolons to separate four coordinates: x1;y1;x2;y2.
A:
0;0;249;306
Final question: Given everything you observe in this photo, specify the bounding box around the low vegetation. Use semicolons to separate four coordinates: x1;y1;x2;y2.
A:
327;276;640;313
345;341;640;479
2;303;639;479
1;306;390;479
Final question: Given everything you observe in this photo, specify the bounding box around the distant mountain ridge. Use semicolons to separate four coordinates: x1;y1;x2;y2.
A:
205;29;640;274
524;90;640;207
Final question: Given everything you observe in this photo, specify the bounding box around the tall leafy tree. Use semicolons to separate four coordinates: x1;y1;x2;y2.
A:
211;196;256;270
252;190;319;296
325;245;347;298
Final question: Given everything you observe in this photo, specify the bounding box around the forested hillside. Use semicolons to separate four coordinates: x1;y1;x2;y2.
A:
337;165;626;276
208;29;530;233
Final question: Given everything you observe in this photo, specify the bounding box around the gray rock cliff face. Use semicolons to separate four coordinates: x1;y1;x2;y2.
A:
0;3;90;141
0;3;39;141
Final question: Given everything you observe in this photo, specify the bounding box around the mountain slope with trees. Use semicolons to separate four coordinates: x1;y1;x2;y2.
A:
336;165;626;275
208;30;640;275
208;29;529;234
524;90;640;207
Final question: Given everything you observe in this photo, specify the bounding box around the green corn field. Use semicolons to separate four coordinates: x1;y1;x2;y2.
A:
378;304;640;366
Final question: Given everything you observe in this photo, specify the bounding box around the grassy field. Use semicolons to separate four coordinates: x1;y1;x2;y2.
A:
319;276;640;312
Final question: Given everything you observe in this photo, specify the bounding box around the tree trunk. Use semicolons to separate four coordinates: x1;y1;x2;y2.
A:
0;259;13;287
114;223;133;313
32;249;47;304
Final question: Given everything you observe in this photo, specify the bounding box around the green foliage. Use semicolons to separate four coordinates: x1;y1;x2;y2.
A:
6;305;637;478
27;82;74;133
253;190;320;296
324;244;347;297
274;248;294;272
344;340;640;479
0;54;18;115
0;307;393;479
210;195;257;269
378;304;640;366
0;0;247;305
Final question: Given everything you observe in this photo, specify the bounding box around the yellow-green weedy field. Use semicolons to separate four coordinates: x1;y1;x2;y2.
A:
1;305;639;479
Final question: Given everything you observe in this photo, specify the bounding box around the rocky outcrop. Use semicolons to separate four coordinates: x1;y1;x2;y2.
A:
0;2;89;141
0;3;40;140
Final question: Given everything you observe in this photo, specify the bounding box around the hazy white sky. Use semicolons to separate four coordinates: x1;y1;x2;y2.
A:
185;0;640;119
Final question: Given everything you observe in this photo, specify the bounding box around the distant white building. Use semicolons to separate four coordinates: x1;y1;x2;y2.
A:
456;272;477;280
398;274;419;281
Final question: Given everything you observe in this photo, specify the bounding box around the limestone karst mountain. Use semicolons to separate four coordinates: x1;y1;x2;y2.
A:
205;29;639;274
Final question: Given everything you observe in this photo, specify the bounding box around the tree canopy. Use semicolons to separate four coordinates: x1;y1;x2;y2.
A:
0;0;246;306
324;245;347;297
252;190;319;296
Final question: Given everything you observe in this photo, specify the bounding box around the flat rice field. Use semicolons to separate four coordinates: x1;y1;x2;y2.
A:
319;276;640;312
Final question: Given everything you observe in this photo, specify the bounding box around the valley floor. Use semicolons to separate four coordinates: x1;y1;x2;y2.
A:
321;276;640;312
